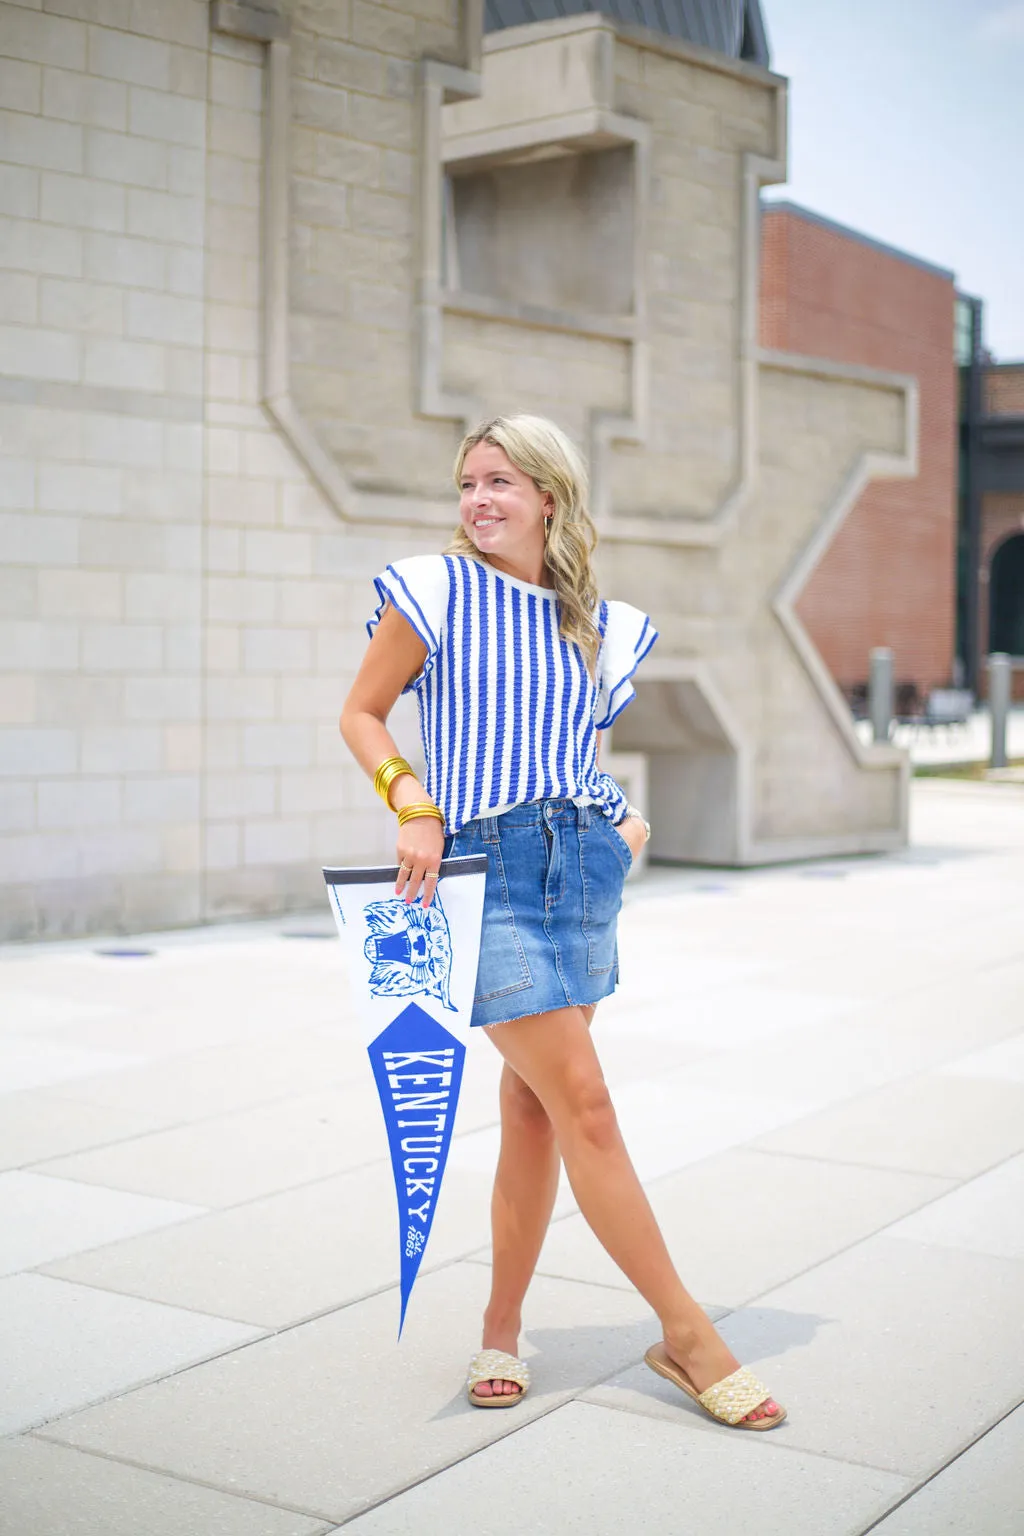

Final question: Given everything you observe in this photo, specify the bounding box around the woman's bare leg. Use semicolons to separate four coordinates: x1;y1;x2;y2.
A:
473;1003;596;1400
486;1004;780;1422
472;1063;560;1399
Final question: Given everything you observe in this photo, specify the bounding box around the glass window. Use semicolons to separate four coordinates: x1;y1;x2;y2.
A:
955;296;979;366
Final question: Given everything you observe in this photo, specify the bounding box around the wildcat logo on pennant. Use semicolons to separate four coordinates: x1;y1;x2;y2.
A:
363;894;456;1010
324;855;486;1335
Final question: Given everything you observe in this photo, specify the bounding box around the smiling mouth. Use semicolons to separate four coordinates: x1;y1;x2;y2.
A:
473;517;503;529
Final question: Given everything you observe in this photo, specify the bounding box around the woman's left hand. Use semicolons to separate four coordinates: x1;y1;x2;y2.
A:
616;813;647;862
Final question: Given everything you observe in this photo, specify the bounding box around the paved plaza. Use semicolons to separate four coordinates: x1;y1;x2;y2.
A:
1;776;1023;1535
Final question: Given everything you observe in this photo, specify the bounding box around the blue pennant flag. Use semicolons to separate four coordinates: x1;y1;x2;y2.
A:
367;1003;466;1336
324;855;486;1335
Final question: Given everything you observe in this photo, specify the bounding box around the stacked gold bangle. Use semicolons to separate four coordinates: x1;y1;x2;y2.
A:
373;755;414;810
373;756;445;830
396;803;445;828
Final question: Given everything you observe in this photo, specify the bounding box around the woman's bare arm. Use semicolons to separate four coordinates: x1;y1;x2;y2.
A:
340;604;445;906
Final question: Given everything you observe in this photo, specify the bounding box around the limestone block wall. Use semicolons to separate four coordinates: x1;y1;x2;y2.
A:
285;0;467;494
0;0;443;939
1;0;211;938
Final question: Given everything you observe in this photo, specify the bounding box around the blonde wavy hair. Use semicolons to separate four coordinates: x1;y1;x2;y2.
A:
449;415;602;673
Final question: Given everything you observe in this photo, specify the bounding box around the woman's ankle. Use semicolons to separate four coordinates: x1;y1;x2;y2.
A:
662;1311;717;1362
482;1304;522;1343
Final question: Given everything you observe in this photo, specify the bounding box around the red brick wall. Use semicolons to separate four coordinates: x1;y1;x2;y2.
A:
760;207;958;698
986;366;1024;417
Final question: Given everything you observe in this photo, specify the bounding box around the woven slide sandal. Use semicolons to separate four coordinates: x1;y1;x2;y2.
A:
466;1349;531;1409
644;1343;786;1430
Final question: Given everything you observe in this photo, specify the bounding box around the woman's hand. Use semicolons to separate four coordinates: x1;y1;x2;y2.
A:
395;815;446;909
616;812;648;862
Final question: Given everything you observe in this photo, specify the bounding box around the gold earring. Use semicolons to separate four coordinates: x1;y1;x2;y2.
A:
544;516;552;543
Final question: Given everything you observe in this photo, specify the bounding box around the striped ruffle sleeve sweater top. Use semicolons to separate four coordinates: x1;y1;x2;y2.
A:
367;554;658;834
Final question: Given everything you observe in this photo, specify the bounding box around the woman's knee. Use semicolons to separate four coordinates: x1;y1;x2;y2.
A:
562;1073;618;1152
501;1068;553;1136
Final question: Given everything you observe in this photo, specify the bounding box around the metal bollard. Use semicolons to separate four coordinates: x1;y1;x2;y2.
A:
988;652;1011;770
869;647;894;743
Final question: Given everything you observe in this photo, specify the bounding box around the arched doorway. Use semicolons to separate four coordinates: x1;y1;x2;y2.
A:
989;534;1024;656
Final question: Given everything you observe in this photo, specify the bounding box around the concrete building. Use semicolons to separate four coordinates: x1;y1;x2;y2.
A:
0;0;917;939
760;202;959;707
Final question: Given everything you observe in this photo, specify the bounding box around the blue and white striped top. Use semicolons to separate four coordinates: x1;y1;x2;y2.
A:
367;554;657;834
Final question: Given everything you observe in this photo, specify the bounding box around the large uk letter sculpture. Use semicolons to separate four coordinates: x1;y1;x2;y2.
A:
324;855;487;1335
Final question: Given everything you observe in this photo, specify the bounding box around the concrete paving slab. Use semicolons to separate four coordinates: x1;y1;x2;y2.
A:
35;1001;349;1060
0;1035;142;1095
869;1405;1024;1536
31;955;360;1058
680;998;1024;1109
587;1235;1024;1476
589;1025;718;1086
33;1086;394;1208
0;992;123;1038
339;1399;909;1536
36;1065;505;1208
0;1170;205;1276
885;1154;1024;1260
0;1436;330;1536
0;938;350;1026
605;1074;826;1182
938;1032;1024;1084
45;1026;368;1128
38;1265;656;1525
41;1159;497;1326
602;984;858;1050
0;1088;169;1171
0;1273;260;1436
608;929;764;999
752;1073;1024;1178
533;1149;951;1307
754;930;1023;1006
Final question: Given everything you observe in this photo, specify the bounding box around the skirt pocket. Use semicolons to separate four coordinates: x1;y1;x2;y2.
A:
473;834;534;1004
582;816;627;976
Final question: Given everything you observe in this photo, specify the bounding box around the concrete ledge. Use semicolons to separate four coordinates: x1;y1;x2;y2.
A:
210;1;289;43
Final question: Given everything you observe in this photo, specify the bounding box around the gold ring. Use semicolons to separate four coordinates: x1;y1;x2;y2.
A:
425;870;440;879
399;861;412;871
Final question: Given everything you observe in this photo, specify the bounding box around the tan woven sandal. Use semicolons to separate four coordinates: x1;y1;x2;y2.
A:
466;1349;530;1409
644;1343;786;1430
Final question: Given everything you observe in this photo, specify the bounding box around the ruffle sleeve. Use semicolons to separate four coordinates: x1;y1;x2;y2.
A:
595;600;658;729
366;554;450;693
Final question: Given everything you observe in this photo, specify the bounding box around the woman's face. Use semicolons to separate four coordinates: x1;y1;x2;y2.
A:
458;442;553;580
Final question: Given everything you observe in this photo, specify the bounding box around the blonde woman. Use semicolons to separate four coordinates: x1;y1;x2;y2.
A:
340;415;785;1430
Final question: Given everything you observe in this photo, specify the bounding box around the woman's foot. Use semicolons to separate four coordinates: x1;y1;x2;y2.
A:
471;1319;524;1401
664;1328;781;1424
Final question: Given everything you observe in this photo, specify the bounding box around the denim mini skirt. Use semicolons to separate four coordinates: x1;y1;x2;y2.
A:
445;798;633;1028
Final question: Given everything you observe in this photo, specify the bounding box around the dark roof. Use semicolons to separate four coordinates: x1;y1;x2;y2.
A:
484;0;772;67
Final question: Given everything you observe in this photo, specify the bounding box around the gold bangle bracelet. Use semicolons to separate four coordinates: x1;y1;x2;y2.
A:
374;755;411;799
396;803;445;828
373;755;414;809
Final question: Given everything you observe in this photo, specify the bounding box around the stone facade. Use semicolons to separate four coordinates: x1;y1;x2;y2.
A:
0;0;915;939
